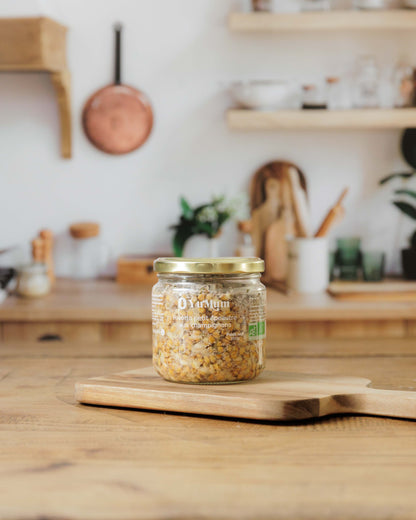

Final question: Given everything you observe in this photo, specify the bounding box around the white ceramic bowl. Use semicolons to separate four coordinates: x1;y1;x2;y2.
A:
230;80;297;110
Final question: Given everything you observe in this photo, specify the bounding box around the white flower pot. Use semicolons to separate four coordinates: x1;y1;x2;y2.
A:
183;236;220;258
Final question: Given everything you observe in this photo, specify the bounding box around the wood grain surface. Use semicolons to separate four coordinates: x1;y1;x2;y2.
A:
76;367;416;421
2;279;416;322
1;338;416;520
228;10;416;32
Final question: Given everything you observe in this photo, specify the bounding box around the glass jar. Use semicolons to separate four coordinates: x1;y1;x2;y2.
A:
69;222;109;279
16;263;51;298
353;55;380;108
152;257;266;384
301;0;331;11
326;77;343;110
302;84;327;109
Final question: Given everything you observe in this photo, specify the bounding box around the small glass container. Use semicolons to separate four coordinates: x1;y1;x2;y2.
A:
16;263;51;298
235;220;256;257
70;222;108;280
326;77;343;110
301;0;331;11
353;55;380;108
336;237;362;281
152;257;266;384
362;251;385;282
302;84;327;109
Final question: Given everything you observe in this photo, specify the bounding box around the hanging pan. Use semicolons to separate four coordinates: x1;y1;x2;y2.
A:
82;23;153;155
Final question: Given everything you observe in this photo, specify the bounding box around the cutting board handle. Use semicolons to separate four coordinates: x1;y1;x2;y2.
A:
342;388;416;420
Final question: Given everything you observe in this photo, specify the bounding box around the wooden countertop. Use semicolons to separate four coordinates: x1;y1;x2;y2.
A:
1;279;416;322
1;338;415;519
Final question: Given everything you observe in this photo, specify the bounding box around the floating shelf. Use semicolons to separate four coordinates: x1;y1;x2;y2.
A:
226;108;416;130
228;10;416;32
0;17;72;158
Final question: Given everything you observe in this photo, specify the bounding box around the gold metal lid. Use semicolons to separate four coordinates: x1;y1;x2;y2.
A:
154;257;264;275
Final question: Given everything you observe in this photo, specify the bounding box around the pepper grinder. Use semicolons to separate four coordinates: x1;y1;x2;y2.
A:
31;238;45;264
39;229;55;284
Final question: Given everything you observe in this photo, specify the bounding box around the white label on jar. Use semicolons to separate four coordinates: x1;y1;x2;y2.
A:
152;291;265;341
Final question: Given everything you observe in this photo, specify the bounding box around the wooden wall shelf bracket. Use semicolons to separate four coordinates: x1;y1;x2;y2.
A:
0;17;72;158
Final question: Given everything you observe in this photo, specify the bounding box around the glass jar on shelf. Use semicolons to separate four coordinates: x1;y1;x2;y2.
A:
302;84;328;109
326;77;344;110
393;62;414;108
301;0;331;11
353;55;380;109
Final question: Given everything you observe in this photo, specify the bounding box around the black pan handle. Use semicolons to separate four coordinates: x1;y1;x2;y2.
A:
114;23;122;85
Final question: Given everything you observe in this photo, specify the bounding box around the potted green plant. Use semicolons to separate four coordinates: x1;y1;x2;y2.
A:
170;195;238;257
380;172;416;279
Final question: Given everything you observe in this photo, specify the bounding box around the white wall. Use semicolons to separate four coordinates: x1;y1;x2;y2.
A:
1;0;415;274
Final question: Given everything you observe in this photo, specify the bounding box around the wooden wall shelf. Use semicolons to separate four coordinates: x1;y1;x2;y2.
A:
228;10;416;32
227;108;416;130
0;17;72;158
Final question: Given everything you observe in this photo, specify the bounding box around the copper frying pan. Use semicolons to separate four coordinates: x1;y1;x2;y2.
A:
82;24;153;155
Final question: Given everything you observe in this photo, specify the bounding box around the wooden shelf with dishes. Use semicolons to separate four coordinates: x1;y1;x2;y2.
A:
226;108;416;130
0;17;71;158
228;10;416;32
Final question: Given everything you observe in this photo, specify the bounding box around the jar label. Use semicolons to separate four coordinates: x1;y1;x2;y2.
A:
152;291;265;341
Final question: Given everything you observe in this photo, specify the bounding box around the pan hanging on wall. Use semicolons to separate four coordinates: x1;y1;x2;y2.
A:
82;23;153;155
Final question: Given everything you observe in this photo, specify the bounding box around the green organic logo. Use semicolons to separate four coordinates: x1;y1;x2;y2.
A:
249;321;266;340
249;323;258;338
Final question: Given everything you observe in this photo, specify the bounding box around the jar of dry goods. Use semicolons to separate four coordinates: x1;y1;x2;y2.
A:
152;257;266;384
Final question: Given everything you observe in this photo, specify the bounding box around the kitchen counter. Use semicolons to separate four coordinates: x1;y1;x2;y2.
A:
1;278;416;321
1;338;415;519
1;279;416;341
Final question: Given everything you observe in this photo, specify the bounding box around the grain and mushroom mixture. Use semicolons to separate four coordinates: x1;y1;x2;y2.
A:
152;258;266;384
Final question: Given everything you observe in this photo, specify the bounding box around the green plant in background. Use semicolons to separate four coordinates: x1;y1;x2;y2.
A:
170;195;239;257
380;172;416;249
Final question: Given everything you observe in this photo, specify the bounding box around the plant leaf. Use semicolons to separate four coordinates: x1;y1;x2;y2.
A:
172;228;193;257
394;189;416;199
379;172;416;185
180;197;193;219
393;201;416;220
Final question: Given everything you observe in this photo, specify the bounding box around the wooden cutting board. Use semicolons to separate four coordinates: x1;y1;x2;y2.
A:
328;279;416;302
75;367;416;422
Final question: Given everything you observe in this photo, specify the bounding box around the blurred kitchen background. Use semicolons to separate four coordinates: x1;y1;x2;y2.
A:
2;0;416;278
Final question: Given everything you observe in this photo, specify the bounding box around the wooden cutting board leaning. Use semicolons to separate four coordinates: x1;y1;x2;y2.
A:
75;367;416;422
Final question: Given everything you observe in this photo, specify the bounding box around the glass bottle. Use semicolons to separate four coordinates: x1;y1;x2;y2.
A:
353;55;380;109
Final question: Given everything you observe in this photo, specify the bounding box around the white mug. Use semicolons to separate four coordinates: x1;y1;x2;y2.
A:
288;238;329;294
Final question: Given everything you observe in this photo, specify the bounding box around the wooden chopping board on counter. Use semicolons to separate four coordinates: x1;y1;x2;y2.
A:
328;279;416;302
75;367;416;422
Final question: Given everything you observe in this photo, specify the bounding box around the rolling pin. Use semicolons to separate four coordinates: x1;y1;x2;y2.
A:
315;188;349;238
